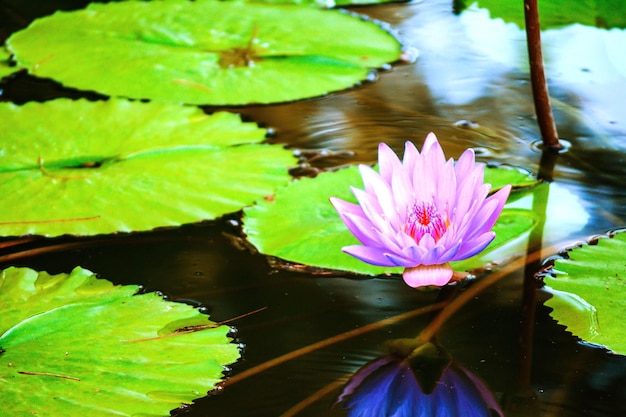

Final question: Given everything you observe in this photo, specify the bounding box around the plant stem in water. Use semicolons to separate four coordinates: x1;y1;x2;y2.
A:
524;0;562;150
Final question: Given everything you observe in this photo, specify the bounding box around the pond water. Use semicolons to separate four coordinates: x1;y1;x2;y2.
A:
1;0;626;416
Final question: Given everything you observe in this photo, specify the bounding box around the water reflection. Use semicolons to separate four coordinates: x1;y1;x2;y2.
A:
459;3;626;140
336;342;502;417
2;1;626;417
505;182;590;246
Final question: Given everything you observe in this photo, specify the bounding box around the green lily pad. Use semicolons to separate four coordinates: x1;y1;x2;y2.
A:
0;266;240;416
242;165;538;275
456;0;626;30
244;0;406;7
543;230;626;354
483;165;536;191
452;207;538;271
0;98;296;237
7;0;402;105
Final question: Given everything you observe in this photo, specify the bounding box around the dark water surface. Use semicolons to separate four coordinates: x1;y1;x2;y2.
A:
1;0;625;416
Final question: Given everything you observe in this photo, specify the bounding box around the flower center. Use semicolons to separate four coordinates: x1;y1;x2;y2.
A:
405;201;448;243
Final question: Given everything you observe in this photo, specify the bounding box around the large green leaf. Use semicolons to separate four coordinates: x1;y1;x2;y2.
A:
0;266;240;416
0;99;296;237
242;165;538;276
456;0;626;30
244;0;406;7
543;231;626;354
7;0;402;105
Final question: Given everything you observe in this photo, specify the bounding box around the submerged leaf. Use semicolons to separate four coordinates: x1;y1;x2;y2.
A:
543;231;626;354
0;99;296;237
7;0;402;105
0;266;240;416
243;164;538;276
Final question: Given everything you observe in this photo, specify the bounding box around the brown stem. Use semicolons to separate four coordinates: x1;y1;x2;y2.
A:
415;242;561;344
121;307;268;343
18;371;80;381
513;114;559;391
501;183;549;416
517;183;548;390
524;0;562;150
536;146;560;182
222;301;446;387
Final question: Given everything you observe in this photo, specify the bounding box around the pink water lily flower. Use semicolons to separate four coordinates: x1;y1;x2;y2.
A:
330;133;511;288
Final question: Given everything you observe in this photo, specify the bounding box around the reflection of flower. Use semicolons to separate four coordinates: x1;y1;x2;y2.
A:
336;355;503;417
330;133;511;288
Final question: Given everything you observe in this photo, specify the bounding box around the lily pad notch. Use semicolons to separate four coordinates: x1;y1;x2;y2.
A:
7;0;404;104
0;47;17;79
0;98;297;237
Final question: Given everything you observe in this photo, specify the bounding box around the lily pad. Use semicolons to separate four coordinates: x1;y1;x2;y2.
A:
242;165;538;275
456;0;626;30
0;98;296;237
543;230;626;354
452;207;538;271
7;0;402;105
483;165;536;191
0;266;240;416
245;0;406;7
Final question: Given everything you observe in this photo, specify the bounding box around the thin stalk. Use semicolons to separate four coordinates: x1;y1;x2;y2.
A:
517;188;545;389
524;0;562;150
222;301;446;387
501;160;554;416
417;248;542;343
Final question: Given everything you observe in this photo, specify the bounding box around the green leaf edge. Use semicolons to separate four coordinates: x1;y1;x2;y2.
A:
0;98;298;237
0;47;17;79
0;266;241;416
243;164;540;277
543;230;626;354
7;0;403;105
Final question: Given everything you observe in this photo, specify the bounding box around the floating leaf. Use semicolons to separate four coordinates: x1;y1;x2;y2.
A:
244;166;389;275
0;266;240;416
455;0;626;30
7;0;402;105
452;208;538;271
245;0;406;7
243;165;538;275
543;231;626;354
0;99;296;237
483;165;537;191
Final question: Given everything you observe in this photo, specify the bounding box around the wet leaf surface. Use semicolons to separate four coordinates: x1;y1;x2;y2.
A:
0;98;296;237
7;0;402;104
543;230;626;355
0;266;240;416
